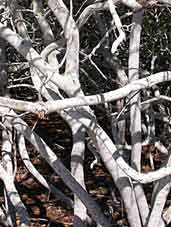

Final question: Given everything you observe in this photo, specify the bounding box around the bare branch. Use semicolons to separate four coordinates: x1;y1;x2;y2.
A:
0;71;171;114
0;22;67;93
120;0;143;9
12;115;111;227
128;9;150;225
0;163;30;227
108;0;126;53
147;155;170;227
71;124;87;227
76;2;109;28
163;205;171;224
32;0;54;44
48;0;80;80
18;134;73;208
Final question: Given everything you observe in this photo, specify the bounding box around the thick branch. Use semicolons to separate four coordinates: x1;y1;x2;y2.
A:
18;134;73;208
76;2;109;28
128;9;149;225
33;0;54;44
71;124;87;227
12;115;110;227
0;71;171;114
48;0;80;78
0;163;30;227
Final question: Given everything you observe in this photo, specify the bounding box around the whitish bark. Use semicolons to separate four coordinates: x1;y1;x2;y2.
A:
34;8;88;223
0;3;170;227
0;22;70;94
0;31;16;226
0;160;30;227
71;125;87;227
18;134;73;208
108;0;125;53
91;131;142;227
39;10;88;223
120;0;143;9
147;150;171;227
107;12;142;224
48;0;80;81
2;109;16;227
7;0;29;40
111;112;142;227
12;115;110;227
163;205;171;224
32;0;54;44
128;10;149;225
2;98;171;186
61;109;142;227
0;207;8;227
147;175;169;227
0;71;171;114
77;1;109;28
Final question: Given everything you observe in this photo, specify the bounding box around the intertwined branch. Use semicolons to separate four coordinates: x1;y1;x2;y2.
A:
0;0;171;227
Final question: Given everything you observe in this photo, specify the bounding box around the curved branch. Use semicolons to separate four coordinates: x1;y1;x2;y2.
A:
0;71;171;114
64;109;171;184
12;115;111;227
128;9;149;225
108;0;126;53
0;164;30;227
18;134;73;208
76;2;109;28
0;22;68;93
147;170;170;227
32;0;54;44
48;0;80;79
71;124;87;227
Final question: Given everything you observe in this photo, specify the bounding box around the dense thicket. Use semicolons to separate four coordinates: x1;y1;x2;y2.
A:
0;0;171;227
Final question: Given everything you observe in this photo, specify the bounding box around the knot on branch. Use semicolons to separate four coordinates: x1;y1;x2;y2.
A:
35;103;48;119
